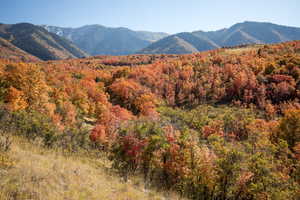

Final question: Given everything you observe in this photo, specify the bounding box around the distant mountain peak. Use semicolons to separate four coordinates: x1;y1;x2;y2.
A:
139;21;300;55
3;21;300;57
42;24;169;56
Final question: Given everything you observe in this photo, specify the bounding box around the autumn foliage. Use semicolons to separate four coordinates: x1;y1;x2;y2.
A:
1;41;300;199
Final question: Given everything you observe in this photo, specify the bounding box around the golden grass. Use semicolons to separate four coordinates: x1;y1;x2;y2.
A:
0;137;183;200
222;44;262;55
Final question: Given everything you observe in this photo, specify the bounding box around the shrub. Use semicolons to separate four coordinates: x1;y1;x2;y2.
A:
274;109;300;151
55;127;93;153
0;108;59;147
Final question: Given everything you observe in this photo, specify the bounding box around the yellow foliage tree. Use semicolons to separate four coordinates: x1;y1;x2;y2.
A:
5;86;28;111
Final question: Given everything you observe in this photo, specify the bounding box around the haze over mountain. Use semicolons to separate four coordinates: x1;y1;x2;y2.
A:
0;23;89;60
139;21;300;54
1;21;300;60
42;25;168;56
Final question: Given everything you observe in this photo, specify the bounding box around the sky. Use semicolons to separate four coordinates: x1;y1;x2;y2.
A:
0;0;299;34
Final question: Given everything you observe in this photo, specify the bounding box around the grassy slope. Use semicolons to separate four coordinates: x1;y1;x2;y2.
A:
0;137;182;200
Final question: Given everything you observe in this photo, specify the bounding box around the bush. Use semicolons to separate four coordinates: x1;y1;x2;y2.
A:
0;108;59;147
55;127;93;153
110;120;166;181
274;109;300;151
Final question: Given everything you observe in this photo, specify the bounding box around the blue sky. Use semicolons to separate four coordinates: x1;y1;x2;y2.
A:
0;0;299;34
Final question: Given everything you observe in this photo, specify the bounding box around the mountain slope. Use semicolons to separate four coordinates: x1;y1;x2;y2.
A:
173;32;219;51
221;30;262;46
135;31;169;42
0;38;40;62
0;23;89;60
219;21;300;46
42;25;168;56
140;21;300;54
139;35;198;54
138;32;219;54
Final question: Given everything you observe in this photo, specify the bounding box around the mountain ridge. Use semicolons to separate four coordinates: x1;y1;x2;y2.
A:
42;24;169;56
139;21;300;54
0;23;89;60
2;21;300;58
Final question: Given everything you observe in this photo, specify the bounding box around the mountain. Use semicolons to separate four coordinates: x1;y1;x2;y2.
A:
138;33;221;55
0;23;89;60
42;25;168;56
135;31;170;42
0;38;40;62
139;21;300;54
3;21;300;57
140;35;198;54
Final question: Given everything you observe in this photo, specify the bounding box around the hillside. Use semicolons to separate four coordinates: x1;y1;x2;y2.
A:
139;35;199;54
42;25;168;56
140;21;300;54
0;23;89;60
0;41;300;199
0;38;40;62
0;136;180;200
139;32;219;54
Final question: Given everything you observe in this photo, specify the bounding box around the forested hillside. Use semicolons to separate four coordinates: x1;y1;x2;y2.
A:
1;41;300;199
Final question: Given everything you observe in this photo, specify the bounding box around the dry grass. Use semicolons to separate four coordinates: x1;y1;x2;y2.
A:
222;44;262;55
0;137;182;200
